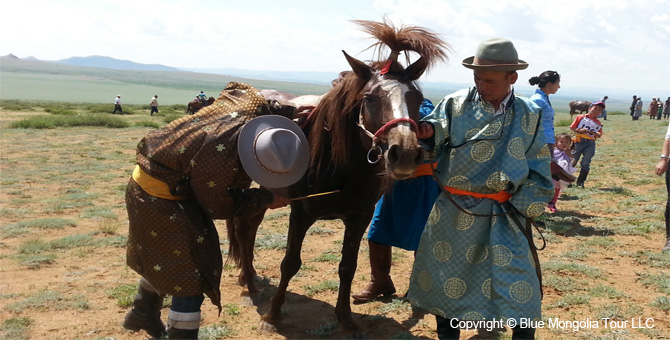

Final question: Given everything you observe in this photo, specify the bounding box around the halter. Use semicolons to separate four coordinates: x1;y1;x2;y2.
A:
357;107;418;164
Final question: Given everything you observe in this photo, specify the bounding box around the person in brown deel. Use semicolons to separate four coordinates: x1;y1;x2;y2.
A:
122;82;309;339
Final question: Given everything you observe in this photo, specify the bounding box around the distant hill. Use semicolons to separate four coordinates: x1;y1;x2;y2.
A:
56;55;181;72
0;54;641;111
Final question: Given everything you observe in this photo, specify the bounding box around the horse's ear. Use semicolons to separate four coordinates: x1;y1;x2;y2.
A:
342;50;372;82
405;56;428;81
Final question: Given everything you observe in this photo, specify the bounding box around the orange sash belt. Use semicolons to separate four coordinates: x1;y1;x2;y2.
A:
411;162;438;178
132;165;192;201
443;186;511;203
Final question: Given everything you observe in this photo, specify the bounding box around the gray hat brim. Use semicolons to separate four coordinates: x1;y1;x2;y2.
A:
238;115;309;189
462;56;529;71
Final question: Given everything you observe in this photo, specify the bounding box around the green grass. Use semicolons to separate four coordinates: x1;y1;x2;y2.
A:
107;284;137;308
303;280;339;296
0;317;33;340
636;271;670;294
311;250;341;263
649;296;670;311
9;114;130;129
4;290;89;313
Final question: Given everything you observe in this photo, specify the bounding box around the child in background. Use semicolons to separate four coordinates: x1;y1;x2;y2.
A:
548;133;576;212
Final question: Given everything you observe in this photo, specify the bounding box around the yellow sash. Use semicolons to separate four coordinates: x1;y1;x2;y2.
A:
132;165;192;201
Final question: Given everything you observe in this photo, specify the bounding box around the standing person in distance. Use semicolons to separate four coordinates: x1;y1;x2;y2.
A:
570;101;605;188
150;95;158;116
113;95;123;114
634;97;643;121
630;95;638;118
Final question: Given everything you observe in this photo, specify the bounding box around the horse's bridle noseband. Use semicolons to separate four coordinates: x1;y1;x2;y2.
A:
357;107;418;164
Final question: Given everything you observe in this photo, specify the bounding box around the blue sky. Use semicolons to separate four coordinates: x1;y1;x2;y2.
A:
2;0;669;95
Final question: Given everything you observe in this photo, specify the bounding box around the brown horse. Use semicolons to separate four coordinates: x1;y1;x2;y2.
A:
569;100;591;118
226;19;449;337
185;96;215;114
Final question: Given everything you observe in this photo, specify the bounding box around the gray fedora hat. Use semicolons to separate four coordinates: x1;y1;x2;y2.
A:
462;38;528;71
238;115;309;188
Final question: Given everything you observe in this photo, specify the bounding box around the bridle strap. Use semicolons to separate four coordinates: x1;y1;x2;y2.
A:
357;106;418;145
374;118;418;139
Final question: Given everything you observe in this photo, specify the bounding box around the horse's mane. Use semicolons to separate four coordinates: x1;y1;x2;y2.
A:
308;72;366;168
308;19;450;168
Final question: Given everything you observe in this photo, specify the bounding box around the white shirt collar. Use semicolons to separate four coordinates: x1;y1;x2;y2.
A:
493;89;513;116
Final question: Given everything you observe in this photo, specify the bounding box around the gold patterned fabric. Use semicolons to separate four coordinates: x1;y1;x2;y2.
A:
125;82;274;309
408;87;553;322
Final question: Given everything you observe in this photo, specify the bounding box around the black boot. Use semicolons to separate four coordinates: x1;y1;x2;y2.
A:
576;169;589;188
435;315;460;340
123;278;166;338
512;326;536;340
167;327;199;340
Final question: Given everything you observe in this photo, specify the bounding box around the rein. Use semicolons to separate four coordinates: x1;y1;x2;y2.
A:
357;107;418;164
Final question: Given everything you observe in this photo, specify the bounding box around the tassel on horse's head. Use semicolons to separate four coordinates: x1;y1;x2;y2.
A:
381;50;401;75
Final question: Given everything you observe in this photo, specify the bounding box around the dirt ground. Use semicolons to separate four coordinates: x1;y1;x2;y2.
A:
1;109;669;340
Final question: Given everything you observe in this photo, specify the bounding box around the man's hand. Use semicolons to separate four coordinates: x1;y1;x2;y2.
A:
267;193;290;209
655;159;669;176
416;121;434;139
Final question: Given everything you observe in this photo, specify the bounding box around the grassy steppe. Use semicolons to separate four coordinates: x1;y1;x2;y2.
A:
0;102;668;340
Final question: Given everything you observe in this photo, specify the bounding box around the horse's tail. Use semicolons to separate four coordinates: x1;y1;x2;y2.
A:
225;219;243;268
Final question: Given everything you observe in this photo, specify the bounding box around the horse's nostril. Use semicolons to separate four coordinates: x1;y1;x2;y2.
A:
388;145;399;163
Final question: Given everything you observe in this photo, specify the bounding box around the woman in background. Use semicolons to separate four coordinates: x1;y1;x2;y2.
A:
529;70;561;154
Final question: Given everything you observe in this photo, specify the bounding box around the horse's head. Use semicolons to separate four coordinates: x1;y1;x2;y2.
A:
344;51;428;180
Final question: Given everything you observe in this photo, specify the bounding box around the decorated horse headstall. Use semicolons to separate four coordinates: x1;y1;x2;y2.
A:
356;51;419;164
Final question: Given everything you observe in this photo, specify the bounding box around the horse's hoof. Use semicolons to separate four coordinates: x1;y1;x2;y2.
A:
258;320;278;333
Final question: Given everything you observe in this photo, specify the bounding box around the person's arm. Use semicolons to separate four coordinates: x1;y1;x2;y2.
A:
569;116;584;134
655;123;670;176
509;108;554;218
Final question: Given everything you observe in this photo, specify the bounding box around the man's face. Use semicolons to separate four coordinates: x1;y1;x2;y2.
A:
473;70;518;104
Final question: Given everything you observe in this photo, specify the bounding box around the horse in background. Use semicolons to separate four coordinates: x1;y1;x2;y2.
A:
225;19;450;337
569;100;591;118
185;96;215;114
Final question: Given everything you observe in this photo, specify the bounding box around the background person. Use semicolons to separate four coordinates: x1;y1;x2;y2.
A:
122;82;307;339
150;95;158;116
570;101;605;188
408;38;553;340
634;97;643;120
547;133;576;212
351;98;441;303
113;95;123;114
649;97;659;119
654;120;670;253
529;70;561;154
664;97;670;120
598;95;608;120
630;95;638;118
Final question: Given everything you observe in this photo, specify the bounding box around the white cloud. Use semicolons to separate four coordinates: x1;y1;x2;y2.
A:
1;0;668;93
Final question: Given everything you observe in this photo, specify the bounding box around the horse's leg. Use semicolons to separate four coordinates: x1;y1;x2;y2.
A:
333;213;372;338
233;209;265;297
259;209;316;332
